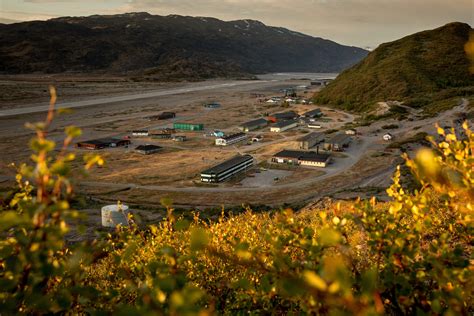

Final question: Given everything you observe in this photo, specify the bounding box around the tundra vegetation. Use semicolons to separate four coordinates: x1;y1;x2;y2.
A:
314;22;474;115
0;88;472;315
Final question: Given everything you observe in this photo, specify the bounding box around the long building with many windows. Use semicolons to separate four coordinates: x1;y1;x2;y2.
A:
200;155;254;183
215;132;247;146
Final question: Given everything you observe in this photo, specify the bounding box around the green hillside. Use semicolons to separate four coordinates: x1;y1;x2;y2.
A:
315;22;474;113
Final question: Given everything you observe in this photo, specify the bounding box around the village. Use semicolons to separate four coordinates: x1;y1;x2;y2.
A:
2;72;457;210
71;79;395;190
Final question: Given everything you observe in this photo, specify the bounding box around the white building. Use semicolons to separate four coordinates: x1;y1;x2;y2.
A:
383;133;393;141
307;123;322;129
132;130;149;137
299;156;331;168
272;150;331;168
345;129;357;135
215;132;247;146
270;120;298;132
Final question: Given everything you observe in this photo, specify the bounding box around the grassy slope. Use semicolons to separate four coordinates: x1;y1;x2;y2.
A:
314;22;474;113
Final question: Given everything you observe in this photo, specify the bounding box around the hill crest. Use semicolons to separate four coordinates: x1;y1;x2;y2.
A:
0;12;368;80
314;22;474;113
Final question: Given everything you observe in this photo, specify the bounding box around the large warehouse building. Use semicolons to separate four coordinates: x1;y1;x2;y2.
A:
272;150;331;167
239;118;268;132
324;134;352;151
200;155;254;183
298;132;325;150
270;120;298;132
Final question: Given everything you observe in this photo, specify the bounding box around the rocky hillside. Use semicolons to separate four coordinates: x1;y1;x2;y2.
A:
315;22;474;113
0;12;367;80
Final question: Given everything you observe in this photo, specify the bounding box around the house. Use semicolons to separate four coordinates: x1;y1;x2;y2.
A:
270;120;298;132
285;98;297;103
383;133;393;141
302;108;323;118
76;138;131;150
239;118;268;132
173;123;204;131
307;123;322;129
134;144;162;155
201;155;254;183
149;112;176;120
215;132;247;146
150;128;174;139
204;102;221;108
298;132;325;150
345;129;357;135
266;99;278;104
324;134;352;151
132;130;149;137
272;150;331;168
172;135;187;142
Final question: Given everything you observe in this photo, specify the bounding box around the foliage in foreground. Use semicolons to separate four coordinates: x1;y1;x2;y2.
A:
0;89;472;314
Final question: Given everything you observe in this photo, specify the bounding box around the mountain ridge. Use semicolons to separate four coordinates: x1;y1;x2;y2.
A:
0;12;368;80
314;22;474;113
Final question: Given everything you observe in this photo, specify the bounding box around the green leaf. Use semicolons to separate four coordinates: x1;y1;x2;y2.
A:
190;228;209;251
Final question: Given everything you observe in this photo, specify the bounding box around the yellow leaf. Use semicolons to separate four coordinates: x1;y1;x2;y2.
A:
303;271;327;291
30;243;40;251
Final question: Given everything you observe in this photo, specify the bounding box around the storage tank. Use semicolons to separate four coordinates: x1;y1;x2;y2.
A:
101;204;129;227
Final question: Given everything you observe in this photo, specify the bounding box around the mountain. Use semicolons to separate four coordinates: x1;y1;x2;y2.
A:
0;12;367;80
0;18;19;24
314;22;474;113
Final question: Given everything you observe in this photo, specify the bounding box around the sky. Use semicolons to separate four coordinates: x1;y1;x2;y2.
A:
1;0;473;49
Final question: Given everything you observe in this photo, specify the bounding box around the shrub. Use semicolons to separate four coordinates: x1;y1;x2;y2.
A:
0;90;472;314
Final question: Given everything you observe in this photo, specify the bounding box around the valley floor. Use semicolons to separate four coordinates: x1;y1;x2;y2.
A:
0;74;469;215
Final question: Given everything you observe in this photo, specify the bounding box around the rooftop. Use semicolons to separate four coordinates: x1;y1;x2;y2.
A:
274;150;330;162
327;133;352;143
201;155;254;175
303;108;322;117
77;137;126;145
298;132;324;142
274;120;298;128
135;145;162;151
273;111;299;119
240;118;268;127
221;132;247;140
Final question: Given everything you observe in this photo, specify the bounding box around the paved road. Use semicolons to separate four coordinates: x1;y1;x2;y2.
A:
0;80;270;117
